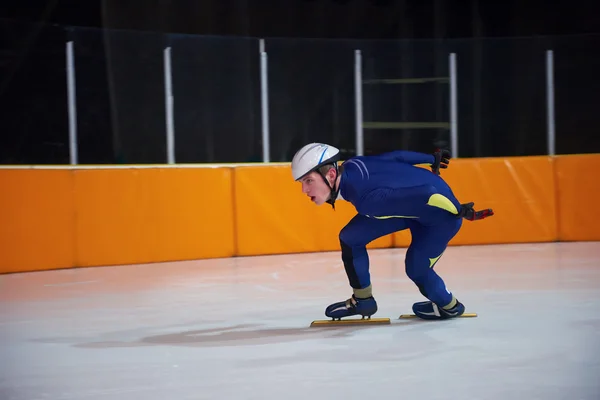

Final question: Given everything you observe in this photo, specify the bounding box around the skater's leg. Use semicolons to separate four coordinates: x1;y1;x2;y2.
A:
325;214;409;319
405;217;464;318
339;214;409;298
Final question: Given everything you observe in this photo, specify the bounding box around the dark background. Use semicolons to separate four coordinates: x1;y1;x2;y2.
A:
1;0;599;163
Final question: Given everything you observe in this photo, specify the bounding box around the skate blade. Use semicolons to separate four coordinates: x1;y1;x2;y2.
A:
310;317;391;327
398;313;478;319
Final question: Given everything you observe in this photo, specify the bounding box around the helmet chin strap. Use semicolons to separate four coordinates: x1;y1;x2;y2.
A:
318;164;340;209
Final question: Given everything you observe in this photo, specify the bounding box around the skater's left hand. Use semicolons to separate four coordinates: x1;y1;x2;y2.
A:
431;149;451;175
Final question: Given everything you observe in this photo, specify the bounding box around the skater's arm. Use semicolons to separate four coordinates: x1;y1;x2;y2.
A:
377;150;435;166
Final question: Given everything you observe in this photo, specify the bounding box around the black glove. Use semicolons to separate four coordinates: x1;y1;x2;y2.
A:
458;202;494;221
431;149;451;175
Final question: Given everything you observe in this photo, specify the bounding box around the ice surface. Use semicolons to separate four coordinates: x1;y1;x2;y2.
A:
1;242;599;400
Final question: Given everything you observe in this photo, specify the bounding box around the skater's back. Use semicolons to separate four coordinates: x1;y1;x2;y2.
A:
339;150;462;225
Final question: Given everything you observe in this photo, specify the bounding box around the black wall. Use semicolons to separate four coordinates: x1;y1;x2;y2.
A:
1;0;599;163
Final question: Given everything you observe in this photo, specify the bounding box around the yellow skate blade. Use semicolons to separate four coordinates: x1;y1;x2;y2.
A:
399;313;478;319
310;317;391;327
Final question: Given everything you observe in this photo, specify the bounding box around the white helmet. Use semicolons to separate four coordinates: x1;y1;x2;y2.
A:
291;143;340;181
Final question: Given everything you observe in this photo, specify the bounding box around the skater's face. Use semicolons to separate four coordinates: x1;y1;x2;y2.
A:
299;168;337;206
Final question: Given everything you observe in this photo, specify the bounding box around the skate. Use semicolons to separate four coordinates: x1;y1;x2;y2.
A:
325;294;378;320
411;299;465;320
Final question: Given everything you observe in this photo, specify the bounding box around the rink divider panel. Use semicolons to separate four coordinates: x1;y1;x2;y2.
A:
0;154;599;273
554;154;600;241
0;165;235;273
0;169;76;273
72;167;235;267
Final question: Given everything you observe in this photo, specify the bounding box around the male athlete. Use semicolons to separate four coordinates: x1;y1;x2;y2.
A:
291;143;493;320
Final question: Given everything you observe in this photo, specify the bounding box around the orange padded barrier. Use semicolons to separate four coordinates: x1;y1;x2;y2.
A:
74;167;235;267
391;156;558;247
0;169;75;273
234;165;392;256
555;154;600;241
1;154;599;274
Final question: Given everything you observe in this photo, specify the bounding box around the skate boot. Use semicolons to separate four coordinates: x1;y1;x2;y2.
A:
412;299;465;320
325;295;378;320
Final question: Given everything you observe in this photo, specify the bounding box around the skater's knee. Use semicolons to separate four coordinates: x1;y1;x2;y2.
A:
405;247;444;280
405;257;435;284
339;225;366;248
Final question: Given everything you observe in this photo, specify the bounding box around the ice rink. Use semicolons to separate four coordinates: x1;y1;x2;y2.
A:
1;241;599;400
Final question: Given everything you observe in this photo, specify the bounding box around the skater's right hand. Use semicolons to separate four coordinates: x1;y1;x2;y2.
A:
458;202;494;221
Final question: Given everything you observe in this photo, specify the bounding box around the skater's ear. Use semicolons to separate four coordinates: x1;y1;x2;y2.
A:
316;164;334;178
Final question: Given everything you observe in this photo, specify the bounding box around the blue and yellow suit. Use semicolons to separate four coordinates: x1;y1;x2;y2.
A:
337;150;462;307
